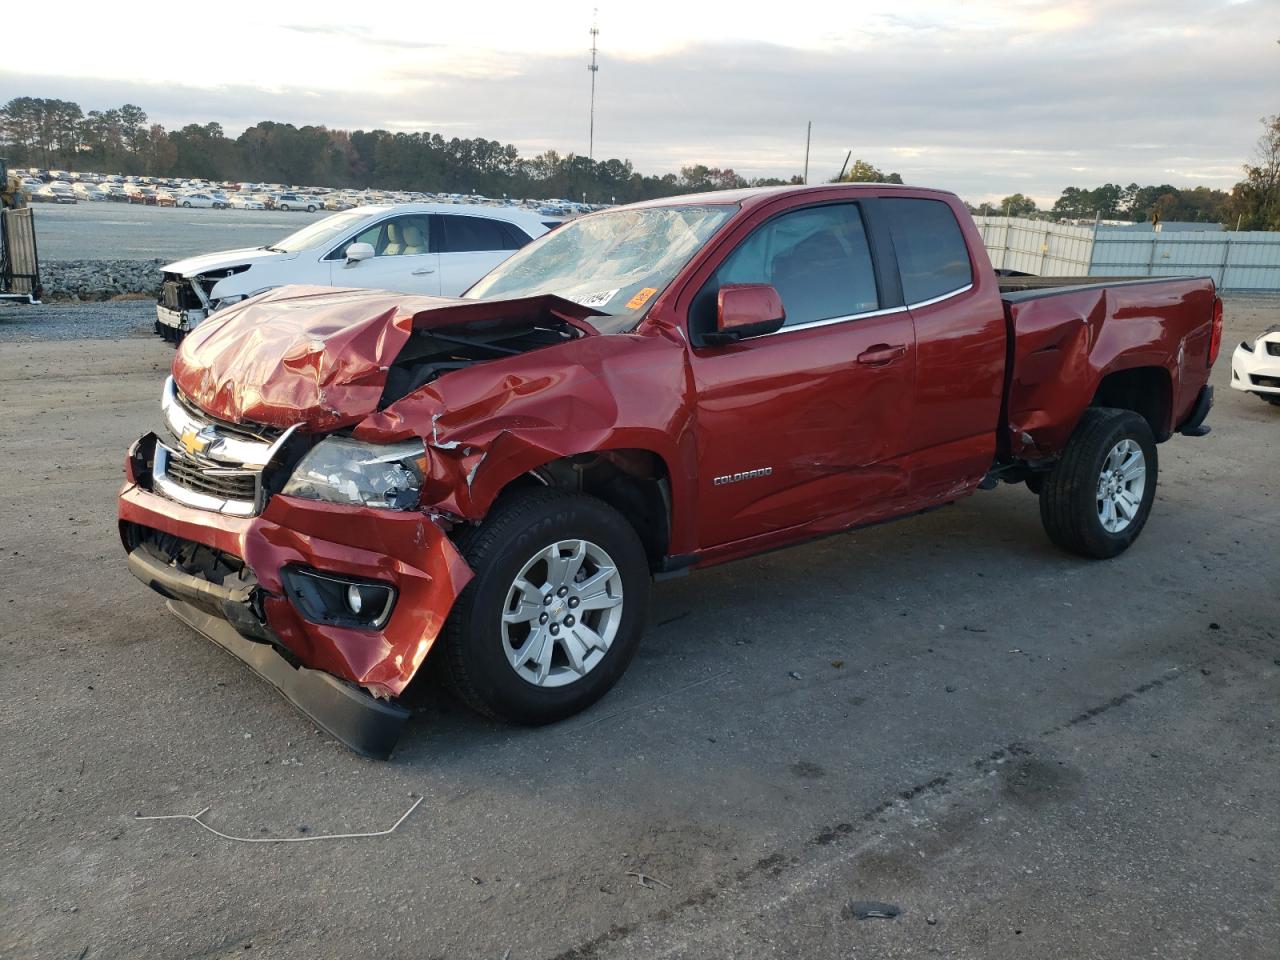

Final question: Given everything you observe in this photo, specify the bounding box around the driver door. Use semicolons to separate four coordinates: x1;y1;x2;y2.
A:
687;201;918;551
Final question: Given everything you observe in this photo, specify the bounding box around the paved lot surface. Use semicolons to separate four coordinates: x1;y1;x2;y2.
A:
1;298;1277;959
27;202;330;260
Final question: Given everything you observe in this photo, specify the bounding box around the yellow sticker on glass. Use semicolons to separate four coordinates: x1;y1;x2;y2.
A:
626;287;658;310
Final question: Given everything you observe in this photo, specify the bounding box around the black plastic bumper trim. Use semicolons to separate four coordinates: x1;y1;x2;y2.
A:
1178;385;1213;437
166;599;410;760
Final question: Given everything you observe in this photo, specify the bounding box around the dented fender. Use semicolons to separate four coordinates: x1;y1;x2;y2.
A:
353;328;700;544
1004;279;1216;458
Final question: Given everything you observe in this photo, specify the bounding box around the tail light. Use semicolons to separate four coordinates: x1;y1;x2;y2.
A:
1208;296;1223;368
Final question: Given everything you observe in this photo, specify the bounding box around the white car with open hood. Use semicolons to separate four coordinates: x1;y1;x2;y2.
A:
154;203;561;340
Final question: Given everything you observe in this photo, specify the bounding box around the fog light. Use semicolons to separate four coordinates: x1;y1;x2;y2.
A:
281;567;397;630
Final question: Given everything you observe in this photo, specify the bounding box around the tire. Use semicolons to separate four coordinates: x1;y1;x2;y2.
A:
1262;395;1280;407
441;489;649;724
181;201;191;207
306;204;316;212
279;204;290;211
1039;407;1158;559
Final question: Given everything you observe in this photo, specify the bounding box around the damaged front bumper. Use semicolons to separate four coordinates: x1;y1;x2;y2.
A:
119;435;472;758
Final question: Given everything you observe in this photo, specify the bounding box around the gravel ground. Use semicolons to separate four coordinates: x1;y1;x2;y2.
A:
0;296;1277;960
0;300;154;341
28;201;329;261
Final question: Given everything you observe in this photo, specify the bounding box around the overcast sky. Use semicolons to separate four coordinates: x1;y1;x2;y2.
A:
2;0;1276;204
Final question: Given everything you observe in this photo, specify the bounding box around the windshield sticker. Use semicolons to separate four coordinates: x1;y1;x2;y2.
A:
626;287;658;310
572;289;620;308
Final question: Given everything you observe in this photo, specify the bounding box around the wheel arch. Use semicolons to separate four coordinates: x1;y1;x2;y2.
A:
1090;365;1173;441
484;447;680;572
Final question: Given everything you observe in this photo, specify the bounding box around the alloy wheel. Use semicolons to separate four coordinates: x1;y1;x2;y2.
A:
500;539;624;688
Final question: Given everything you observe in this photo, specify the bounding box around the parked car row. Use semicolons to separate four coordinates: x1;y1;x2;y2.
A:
14;167;614;219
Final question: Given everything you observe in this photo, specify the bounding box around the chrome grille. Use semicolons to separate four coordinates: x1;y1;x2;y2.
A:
160;448;258;501
153;376;297;516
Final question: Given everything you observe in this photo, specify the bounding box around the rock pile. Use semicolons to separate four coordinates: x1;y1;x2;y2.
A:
41;259;163;301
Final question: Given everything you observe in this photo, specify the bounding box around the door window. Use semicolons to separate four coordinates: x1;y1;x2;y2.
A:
441;215;519;252
337;215;432;258
880;198;972;304
694;203;879;338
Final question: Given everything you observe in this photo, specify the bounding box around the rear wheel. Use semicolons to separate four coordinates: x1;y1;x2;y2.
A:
1039;407;1158;559
441;490;649;724
181;201;191;207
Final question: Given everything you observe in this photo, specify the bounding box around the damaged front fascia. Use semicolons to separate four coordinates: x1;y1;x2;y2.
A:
120;474;473;700
156;284;699;694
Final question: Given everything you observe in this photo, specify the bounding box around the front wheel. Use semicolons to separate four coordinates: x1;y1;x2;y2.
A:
441;490;649;724
306;204;316;212
182;201;191;207
1039;407;1158;559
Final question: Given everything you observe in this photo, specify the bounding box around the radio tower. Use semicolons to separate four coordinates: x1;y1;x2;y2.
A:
588;13;599;160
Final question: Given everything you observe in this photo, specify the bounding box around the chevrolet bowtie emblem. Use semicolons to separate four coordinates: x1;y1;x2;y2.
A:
180;425;217;457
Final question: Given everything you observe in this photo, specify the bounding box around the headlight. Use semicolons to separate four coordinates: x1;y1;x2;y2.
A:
282;437;427;510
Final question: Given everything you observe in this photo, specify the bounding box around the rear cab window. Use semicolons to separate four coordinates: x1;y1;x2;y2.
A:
879;198;973;304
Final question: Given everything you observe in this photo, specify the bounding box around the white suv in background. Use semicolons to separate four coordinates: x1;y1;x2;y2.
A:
155;204;561;340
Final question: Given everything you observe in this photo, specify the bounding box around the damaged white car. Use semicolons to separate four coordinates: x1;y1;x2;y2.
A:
1230;325;1280;406
154;203;561;341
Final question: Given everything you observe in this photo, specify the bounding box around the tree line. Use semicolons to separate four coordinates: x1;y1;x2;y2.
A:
2;97;1277;229
0;96;797;203
971;117;1280;230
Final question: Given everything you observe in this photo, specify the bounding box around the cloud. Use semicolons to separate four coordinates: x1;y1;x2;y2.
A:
1;0;1274;204
282;24;445;51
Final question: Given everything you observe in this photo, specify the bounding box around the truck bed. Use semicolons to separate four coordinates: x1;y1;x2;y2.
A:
999;275;1218;461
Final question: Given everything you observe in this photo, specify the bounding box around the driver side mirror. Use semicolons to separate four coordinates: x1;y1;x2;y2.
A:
345;241;375;265
704;284;786;345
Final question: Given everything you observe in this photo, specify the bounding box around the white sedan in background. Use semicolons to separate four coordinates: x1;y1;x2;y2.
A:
154;203;562;339
227;196;266;210
177;193;228;209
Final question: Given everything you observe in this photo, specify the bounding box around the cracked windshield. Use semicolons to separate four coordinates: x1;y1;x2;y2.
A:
465;203;737;331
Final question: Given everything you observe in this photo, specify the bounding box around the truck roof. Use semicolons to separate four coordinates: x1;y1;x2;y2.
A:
625;182;960;211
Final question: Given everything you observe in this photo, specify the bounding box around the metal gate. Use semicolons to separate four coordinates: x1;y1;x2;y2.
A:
1;207;42;303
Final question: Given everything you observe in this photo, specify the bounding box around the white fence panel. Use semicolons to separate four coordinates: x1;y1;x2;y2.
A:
973;216;1095;276
1089;230;1280;291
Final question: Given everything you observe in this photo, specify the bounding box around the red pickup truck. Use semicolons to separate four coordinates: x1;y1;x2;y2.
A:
119;184;1221;757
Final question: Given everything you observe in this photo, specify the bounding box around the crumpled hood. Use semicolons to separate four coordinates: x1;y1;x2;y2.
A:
162;246;290;277
171;285;600;432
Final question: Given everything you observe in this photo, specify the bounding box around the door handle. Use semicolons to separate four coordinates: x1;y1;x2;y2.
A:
411;268;436;275
857;343;907;365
